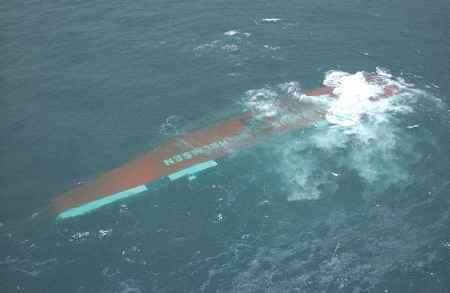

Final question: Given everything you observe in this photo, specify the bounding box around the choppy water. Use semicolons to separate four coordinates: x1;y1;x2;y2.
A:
1;0;450;292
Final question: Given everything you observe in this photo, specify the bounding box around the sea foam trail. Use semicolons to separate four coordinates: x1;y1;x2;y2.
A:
242;69;419;201
322;69;411;127
287;69;415;201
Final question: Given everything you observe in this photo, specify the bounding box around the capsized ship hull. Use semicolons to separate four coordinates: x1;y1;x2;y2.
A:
51;75;399;220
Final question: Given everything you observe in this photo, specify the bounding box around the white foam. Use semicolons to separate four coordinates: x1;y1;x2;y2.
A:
242;82;305;121
249;70;421;201
261;18;281;23
325;71;385;126
159;115;183;137
221;44;239;52
239;70;427;201
224;30;250;37
224;30;239;36
406;124;420;129
263;44;280;51
243;88;280;119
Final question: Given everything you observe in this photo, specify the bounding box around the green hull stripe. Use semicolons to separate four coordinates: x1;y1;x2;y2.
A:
168;160;218;181
57;185;148;220
57;160;218;220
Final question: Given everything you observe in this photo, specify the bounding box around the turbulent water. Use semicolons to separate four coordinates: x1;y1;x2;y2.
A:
1;0;450;292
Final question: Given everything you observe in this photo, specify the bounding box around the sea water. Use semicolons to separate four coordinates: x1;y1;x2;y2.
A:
1;0;449;292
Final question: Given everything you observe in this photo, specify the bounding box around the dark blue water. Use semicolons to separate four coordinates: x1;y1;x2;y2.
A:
1;0;450;292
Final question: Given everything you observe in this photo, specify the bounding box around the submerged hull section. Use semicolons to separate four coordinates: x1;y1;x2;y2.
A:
51;76;400;220
52;116;249;219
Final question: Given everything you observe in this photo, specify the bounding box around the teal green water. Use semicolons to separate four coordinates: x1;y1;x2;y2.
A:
1;0;450;292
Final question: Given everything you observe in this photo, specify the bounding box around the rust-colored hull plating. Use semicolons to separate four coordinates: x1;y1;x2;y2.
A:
51;78;400;219
51;115;249;215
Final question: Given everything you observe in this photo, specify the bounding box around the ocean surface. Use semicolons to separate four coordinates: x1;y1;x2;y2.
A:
1;0;450;292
